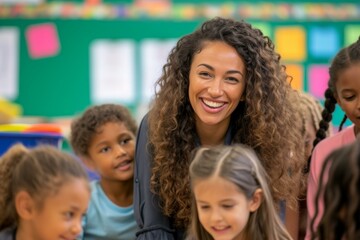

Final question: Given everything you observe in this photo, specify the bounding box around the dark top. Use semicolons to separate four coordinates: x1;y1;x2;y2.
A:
134;114;234;240
0;228;16;240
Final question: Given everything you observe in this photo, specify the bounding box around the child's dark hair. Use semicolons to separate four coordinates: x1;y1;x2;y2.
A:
70;104;138;156
305;37;360;172
310;137;360;240
0;144;89;230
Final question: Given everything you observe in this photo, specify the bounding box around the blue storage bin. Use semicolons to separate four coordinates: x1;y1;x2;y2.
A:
0;132;63;156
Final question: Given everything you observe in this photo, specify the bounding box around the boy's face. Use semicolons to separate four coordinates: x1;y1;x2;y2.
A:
86;122;135;183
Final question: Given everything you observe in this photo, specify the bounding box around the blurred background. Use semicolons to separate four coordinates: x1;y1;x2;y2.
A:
0;0;359;150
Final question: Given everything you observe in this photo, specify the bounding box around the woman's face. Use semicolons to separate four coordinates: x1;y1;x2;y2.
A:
188;41;246;129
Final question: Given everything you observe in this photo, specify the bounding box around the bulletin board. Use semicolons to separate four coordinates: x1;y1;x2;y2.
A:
0;18;202;117
0;1;359;127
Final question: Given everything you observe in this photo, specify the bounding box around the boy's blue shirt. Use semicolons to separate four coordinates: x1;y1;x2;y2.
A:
79;181;138;240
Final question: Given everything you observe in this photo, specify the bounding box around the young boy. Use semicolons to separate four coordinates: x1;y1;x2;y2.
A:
70;104;138;239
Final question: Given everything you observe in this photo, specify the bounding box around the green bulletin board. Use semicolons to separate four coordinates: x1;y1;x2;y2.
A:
0;1;359;128
0;19;202;117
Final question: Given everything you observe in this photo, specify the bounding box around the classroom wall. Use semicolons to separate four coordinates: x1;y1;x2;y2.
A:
0;0;359;127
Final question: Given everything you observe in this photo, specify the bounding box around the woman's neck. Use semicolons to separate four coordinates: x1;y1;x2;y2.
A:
195;120;230;146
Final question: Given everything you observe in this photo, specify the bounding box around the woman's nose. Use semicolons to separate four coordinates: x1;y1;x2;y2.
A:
208;78;223;97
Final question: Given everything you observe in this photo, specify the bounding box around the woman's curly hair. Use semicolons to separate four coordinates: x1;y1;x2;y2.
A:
148;17;303;228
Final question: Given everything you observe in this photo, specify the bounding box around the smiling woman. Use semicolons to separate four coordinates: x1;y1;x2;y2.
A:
134;17;304;240
189;41;246;145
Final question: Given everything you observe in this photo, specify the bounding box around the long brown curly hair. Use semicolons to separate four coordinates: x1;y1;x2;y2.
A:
148;17;303;228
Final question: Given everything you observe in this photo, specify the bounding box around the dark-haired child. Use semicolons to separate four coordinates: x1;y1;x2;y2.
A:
71;104;138;239
306;37;360;239
0;144;90;240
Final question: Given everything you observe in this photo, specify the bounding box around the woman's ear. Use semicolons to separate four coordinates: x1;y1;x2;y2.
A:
15;191;36;219
249;189;263;212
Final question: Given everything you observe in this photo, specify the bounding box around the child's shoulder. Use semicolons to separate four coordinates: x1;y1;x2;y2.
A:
315;125;355;152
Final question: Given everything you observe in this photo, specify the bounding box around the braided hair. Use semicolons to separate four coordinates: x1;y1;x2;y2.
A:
305;37;360;172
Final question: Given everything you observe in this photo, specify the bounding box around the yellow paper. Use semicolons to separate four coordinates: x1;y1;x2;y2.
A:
286;64;303;91
275;26;306;61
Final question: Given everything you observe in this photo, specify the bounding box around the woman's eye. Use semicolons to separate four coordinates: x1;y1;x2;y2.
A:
199;72;211;78
226;77;239;83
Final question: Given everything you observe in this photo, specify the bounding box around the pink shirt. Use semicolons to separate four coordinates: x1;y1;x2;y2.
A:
305;125;356;240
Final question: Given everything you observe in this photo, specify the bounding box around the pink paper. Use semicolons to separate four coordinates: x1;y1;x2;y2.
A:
308;65;330;99
26;23;60;58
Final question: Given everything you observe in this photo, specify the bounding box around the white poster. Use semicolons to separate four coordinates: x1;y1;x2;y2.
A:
0;27;19;100
140;39;177;102
90;40;136;104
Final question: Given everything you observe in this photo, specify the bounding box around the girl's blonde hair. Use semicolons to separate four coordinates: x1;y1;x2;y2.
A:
0;144;89;230
188;144;292;240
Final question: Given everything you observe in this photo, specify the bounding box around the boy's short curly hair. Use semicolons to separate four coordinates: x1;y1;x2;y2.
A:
70;104;138;156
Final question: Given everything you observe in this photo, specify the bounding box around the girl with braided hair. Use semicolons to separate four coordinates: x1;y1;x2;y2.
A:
305;37;360;239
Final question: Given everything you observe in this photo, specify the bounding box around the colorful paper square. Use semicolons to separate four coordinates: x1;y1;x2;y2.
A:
275;26;306;61
26;23;60;59
285;64;303;91
308;65;330;99
309;27;340;58
344;25;360;47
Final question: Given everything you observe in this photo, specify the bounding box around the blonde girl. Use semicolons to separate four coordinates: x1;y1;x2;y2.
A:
188;144;292;240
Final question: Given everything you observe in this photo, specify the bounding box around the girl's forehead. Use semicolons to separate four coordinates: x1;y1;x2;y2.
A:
194;176;236;190
335;63;360;90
